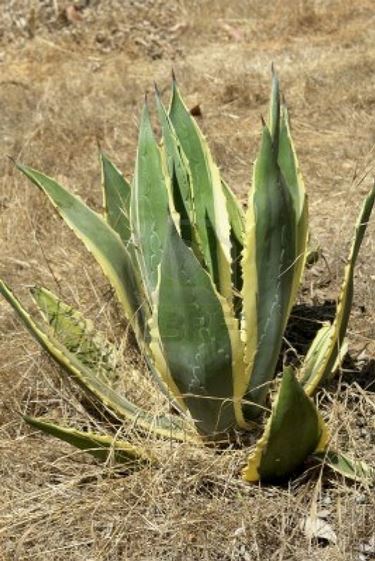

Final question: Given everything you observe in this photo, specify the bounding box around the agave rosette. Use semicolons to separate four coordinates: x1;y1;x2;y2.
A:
1;71;374;484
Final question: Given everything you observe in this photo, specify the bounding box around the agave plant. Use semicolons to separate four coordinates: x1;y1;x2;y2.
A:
1;72;374;483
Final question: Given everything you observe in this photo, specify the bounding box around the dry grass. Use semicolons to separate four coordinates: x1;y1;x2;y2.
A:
0;1;374;559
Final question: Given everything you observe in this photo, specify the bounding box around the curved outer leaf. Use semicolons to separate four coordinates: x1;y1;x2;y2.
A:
101;152;132;244
100;153;149;328
241;126;296;418
243;368;328;483
130;103;172;300
154;222;246;437
0;281;198;443
168;80;233;303
301;182;375;395
278;105;308;315
31;285;119;386
24;416;155;465
312;451;374;484
16;164;146;342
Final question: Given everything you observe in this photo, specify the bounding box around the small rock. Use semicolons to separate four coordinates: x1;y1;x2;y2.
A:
358;535;375;554
355;493;367;505
95;32;106;43
322;494;332;506
302;515;337;544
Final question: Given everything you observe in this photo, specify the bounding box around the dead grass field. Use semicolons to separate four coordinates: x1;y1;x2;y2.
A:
0;1;374;559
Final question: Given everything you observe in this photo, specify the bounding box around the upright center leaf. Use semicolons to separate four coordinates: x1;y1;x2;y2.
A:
131;104;171;299
156;222;237;437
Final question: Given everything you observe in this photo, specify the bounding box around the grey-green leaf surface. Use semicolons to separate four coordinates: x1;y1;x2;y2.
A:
278;105;308;315
268;67;280;151
155;89;195;249
243;368;327;482
101;152;131;244
131;104;171;299
157;221;237;437
242;126;296;418
169;80;232;300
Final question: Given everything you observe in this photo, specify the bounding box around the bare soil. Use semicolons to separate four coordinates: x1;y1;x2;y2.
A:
0;1;374;560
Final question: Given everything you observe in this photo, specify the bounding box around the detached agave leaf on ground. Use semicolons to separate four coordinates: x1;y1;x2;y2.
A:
24;416;155;466
312;451;375;484
1;71;374;484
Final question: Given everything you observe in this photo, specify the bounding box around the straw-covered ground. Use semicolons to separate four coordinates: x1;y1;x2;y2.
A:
0;1;374;559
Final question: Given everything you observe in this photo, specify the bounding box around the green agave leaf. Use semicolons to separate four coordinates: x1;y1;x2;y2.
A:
154;220;244;437
278;105;308;315
100;153;148;323
24;415;154;465
169;79;232;302
155;87;196;250
130;103;172;300
17;163;146;341
243;368;328;483
301;182;375;395
269;66;280;151
242;125;296;418
101;152;131;244
0;280;197;443
31;285;119;386
312;450;374;484
298;323;332;387
268;71;308;316
267;70;308;316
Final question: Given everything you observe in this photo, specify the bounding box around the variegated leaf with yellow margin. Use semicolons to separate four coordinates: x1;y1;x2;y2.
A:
100;153;150;334
154;220;247;437
101;152;132;245
16;163;146;343
242;367;328;483
24;416;155;465
130;103;173;302
241;125;296;419
269;69;308;318
0;280;198;443
31;285;119;386
168;78;233;304
312;450;374;484
278;105;308;317
300;182;375;395
154;86;197;251
222;179;245;316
